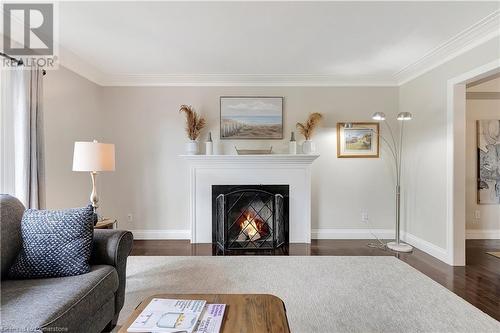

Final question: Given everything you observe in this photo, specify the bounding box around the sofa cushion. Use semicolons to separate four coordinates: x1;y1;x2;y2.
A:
0;265;118;332
0;195;25;280
8;205;95;279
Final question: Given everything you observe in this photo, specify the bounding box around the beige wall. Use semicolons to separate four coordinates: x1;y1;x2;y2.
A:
44;66;103;209
465;98;500;232
398;37;500;249
98;86;399;233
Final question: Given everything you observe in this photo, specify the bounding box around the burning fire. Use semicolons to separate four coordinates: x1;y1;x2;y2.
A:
239;212;268;241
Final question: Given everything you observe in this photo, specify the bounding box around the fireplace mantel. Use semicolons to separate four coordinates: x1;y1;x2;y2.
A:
181;154;320;243
180;154;320;165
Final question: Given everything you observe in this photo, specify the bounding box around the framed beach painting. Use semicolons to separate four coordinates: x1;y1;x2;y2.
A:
337;122;379;158
220;97;283;139
477;119;500;204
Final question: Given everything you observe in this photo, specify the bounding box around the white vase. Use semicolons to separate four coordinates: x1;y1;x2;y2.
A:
185;140;199;155
302;140;315;154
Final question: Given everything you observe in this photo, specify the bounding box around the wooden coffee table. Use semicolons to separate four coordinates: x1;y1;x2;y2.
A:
119;293;290;333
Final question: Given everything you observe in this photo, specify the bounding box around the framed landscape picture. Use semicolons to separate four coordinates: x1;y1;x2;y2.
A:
220;97;283;139
477;119;500;204
337;122;379;158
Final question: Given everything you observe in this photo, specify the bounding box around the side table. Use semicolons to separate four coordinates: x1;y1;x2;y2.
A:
94;218;117;229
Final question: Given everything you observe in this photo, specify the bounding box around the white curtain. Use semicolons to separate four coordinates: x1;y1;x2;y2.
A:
0;67;45;208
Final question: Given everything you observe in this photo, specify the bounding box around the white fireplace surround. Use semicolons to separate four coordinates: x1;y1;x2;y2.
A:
181;154;320;243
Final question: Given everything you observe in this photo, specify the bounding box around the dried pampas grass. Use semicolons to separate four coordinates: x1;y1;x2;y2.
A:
296;113;323;140
179;105;206;140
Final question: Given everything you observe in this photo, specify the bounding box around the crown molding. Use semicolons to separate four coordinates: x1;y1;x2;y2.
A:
99;73;397;87
58;46;106;85
54;52;398;86
395;10;500;85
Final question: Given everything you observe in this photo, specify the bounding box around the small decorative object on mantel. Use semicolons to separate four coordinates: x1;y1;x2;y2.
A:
179;104;206;155
296;112;323;154
289;131;297;155
235;146;273;155
205;132;213;155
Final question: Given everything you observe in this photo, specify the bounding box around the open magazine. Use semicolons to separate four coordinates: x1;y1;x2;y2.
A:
127;299;206;333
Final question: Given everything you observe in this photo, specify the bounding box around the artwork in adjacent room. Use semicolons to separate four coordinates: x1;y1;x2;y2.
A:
477;119;500;204
337;122;379;158
220;97;283;139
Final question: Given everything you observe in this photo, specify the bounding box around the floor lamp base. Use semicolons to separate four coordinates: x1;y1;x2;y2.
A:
386;241;413;253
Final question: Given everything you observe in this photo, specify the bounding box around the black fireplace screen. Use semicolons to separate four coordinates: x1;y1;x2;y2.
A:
213;185;288;251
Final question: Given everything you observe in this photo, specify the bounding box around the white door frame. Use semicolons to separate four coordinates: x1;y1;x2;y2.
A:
446;59;500;266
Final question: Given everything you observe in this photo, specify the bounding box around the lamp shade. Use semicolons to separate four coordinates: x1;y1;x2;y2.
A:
72;141;115;172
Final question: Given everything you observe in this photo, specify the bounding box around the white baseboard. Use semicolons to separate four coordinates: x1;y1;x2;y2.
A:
129;227;451;264
133;228;394;241
130;229;191;240
311;228;394;239
466;229;500;239
311;228;450;264
402;233;449;263
134;228;395;241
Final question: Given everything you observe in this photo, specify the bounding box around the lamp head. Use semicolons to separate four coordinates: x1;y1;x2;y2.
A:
397;112;413;121
372;112;386;121
344;123;353;129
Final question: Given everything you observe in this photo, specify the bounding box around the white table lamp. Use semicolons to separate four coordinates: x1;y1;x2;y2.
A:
72;140;115;217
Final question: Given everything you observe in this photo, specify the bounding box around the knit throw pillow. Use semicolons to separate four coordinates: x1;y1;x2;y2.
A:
8;205;95;279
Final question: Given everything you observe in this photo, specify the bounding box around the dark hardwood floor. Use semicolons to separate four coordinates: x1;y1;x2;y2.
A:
131;239;500;322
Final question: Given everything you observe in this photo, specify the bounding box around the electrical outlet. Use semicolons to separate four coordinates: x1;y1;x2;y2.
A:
361;212;369;223
474;210;481;220
127;213;133;222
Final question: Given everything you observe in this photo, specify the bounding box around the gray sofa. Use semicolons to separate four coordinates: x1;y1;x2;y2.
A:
0;195;134;332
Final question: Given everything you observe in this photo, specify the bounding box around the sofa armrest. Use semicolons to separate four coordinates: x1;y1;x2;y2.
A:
91;229;133;266
91;229;133;319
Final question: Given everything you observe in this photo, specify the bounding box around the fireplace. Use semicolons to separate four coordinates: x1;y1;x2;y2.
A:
212;185;289;253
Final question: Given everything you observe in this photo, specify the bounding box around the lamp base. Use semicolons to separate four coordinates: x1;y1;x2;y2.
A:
386;241;413;253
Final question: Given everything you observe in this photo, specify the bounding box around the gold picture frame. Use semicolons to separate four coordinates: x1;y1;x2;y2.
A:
337;122;380;158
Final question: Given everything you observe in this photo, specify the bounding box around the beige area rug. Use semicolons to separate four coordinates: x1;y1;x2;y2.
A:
116;256;500;333
487;252;500;259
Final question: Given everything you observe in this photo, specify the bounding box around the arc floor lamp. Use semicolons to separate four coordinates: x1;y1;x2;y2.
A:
346;111;413;253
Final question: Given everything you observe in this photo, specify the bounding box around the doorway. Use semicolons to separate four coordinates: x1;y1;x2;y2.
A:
446;60;500;266
464;74;500;273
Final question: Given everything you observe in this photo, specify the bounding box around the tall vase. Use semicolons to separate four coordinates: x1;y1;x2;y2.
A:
185;140;199;155
302;140;315;154
205;132;213;155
